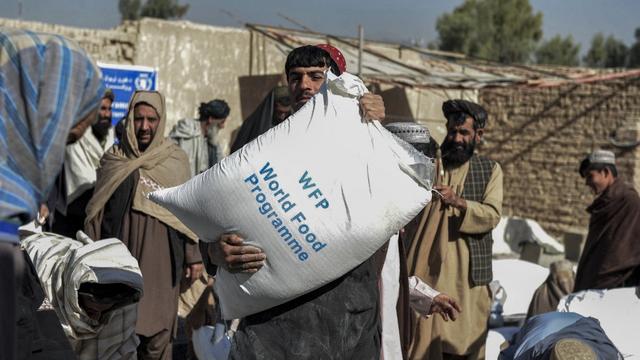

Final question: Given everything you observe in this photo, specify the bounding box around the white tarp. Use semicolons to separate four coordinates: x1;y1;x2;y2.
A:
492;216;564;256
492;259;549;316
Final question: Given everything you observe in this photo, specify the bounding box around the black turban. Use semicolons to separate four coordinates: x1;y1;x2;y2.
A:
442;99;488;129
199;99;230;120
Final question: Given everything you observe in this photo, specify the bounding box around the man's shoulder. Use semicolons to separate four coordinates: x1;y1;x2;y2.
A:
165;141;192;166
469;155;501;173
616;180;640;203
170;118;201;139
472;155;498;166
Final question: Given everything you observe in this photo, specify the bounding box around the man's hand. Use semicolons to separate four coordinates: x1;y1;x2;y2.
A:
433;185;467;210
359;93;385;122
36;203;49;226
185;262;204;284
208;233;266;273
429;293;462;322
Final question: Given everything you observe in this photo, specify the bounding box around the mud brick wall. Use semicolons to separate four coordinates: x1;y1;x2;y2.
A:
478;77;640;236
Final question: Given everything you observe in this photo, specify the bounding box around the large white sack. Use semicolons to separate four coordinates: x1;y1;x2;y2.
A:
150;72;433;319
492;259;548;316
558;287;640;357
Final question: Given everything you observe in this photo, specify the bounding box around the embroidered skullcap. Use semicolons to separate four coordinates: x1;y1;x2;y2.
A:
579;149;616;177
384;122;431;144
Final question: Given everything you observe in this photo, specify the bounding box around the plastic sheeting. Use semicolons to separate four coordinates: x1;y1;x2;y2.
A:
493;259;549;317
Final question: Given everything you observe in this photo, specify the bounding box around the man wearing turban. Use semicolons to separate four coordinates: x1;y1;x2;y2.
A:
85;91;203;360
406;99;503;360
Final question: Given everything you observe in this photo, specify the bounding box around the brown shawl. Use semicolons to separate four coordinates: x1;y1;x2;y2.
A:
85;90;197;241
527;260;575;318
574;179;640;291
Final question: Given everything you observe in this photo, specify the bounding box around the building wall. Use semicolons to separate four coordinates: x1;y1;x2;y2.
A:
8;17;639;236
133;20;281;150
479;78;640;236
0;18;137;64
0;17;474;151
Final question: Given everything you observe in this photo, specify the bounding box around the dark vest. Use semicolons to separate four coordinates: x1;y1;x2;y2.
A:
461;155;496;287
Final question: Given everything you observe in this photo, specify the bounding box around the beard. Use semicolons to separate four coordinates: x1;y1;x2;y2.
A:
441;138;475;169
92;118;111;140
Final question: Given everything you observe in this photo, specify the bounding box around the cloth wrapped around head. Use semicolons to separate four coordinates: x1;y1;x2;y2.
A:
85;90;197;240
0;28;104;221
442;99;488;129
199;99;230;121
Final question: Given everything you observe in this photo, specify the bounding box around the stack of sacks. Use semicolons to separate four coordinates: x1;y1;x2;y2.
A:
150;72;433;319
492;217;565;256
492;259;548;317
558;287;640;357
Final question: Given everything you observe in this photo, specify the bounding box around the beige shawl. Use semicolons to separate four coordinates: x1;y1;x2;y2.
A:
64;127;115;204
85;91;197;241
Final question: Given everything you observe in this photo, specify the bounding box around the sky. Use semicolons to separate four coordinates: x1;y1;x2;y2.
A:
1;0;639;54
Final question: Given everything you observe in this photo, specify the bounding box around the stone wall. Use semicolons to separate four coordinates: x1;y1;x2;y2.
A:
133;20;278;149
0;17;476;151
479;77;640;236
0;18;137;63
1;17;478;151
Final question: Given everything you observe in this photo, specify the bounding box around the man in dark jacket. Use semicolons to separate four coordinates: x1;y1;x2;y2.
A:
575;150;640;291
204;44;387;360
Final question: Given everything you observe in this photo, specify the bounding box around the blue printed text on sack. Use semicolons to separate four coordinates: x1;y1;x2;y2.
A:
244;162;328;262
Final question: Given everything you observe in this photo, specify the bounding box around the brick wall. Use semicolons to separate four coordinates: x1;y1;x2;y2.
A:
479;77;640;236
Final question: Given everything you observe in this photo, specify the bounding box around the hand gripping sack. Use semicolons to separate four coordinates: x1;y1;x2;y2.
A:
150;72;433;319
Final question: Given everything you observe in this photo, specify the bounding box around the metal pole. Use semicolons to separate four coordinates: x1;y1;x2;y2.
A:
358;25;364;76
18;0;23;19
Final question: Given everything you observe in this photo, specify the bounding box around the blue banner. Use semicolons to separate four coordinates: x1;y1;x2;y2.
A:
98;63;158;125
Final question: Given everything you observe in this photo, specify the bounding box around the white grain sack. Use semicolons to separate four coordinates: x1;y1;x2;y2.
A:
150;72;433;319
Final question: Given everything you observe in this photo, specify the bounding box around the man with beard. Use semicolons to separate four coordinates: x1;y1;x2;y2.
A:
85;90;203;359
47;90;116;237
574;150;640;291
205;100;230;167
405;99;503;359
170;100;230;177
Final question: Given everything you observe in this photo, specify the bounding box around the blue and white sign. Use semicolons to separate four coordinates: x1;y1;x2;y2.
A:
98;62;158;125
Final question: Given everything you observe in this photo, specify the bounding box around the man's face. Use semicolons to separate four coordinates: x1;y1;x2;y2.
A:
92;98;113;138
133;104;160;151
78;294;115;322
212;117;227;130
67;108;97;144
287;66;327;111
98;98;113;122
441;115;482;169
273;102;292;126
585;169;613;195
